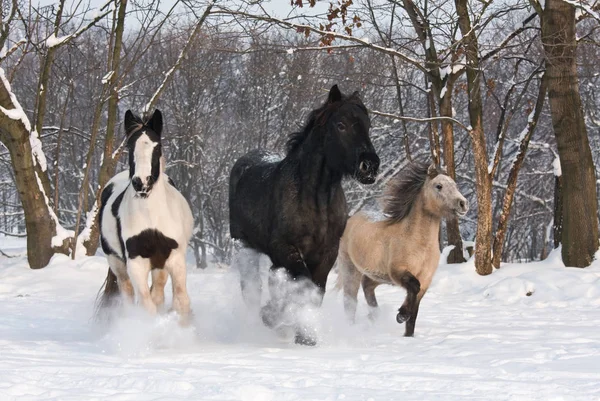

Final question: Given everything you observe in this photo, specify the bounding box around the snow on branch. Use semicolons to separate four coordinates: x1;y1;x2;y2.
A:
564;0;600;23
552;157;562;177
0;68;48;171
0;68;72;246
0;39;26;62
44;0;115;49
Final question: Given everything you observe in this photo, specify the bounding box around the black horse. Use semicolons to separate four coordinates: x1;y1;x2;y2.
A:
229;85;380;345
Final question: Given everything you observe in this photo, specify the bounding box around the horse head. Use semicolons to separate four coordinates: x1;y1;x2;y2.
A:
124;109;163;198
423;164;468;218
320;85;380;184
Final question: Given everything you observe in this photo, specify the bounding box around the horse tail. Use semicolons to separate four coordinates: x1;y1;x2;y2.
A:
94;268;119;320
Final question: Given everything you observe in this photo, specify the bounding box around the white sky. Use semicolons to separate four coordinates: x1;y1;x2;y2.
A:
33;0;331;20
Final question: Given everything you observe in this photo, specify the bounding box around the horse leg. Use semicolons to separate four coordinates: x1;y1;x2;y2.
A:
361;275;381;322
404;291;424;337
150;269;169;312
390;270;421;335
127;258;156;315
261;266;287;329
290;251;337;346
167;252;191;325
263;243;314;344
337;252;362;323
108;255;134;303
233;243;262;310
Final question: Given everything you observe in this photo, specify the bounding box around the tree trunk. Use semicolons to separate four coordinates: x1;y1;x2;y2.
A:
455;0;493;275
0;70;69;269
492;74;548;268
553;174;563;250
440;90;465;263
83;0;128;255
541;0;599;267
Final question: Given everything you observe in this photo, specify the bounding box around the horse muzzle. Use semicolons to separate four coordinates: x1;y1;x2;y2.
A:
453;198;469;217
132;176;153;198
356;153;380;184
135;190;151;199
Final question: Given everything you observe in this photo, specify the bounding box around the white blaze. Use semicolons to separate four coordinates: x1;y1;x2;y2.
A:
133;132;158;184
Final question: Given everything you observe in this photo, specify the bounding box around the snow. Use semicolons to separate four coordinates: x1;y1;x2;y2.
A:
1;237;600;400
553;157;562;177
75;204;99;258
0;69;32;133
286;48;294;55
0;69;49;172
45;33;71;48
440;85;447;99
101;70;114;84
29;130;48;172
260;152;282;163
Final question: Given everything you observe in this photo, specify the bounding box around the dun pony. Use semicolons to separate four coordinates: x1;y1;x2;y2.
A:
337;162;468;336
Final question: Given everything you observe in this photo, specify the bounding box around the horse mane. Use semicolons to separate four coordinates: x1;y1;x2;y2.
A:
382;161;442;224
286;91;367;154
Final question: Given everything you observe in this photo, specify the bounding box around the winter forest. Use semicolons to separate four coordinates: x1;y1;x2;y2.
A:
1;0;600;399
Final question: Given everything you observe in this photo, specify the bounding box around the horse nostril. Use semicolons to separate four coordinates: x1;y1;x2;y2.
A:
359;161;368;173
459;200;467;210
146;175;153;185
132;177;143;191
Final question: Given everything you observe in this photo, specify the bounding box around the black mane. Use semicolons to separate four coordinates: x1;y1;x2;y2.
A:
286;91;367;154
383;162;442;224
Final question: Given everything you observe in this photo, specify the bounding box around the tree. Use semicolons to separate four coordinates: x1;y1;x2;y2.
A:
0;0;111;268
537;0;599;266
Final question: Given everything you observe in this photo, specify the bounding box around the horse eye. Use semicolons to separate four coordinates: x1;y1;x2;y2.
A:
436;184;443;190
336;122;346;131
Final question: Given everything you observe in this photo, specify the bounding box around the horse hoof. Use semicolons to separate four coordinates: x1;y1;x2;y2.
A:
260;304;280;329
294;333;317;346
396;308;409;324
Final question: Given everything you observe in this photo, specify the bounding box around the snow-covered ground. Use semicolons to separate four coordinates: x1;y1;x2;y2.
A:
1;236;600;400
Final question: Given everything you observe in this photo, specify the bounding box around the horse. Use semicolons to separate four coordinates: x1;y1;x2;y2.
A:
229;85;380;345
95;109;194;324
336;162;468;337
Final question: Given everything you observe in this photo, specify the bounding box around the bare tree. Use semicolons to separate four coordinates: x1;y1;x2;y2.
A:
535;0;599;267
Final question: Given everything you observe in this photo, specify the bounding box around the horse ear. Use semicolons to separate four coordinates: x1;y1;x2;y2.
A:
351;91;361;100
427;163;439;178
124;110;137;135
148;109;163;136
328;85;343;103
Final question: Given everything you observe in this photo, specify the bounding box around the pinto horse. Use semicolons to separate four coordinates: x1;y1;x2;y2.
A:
229;85;380;345
96;110;194;324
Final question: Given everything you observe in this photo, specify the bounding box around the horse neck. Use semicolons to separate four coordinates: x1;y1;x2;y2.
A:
288;128;343;197
400;192;441;245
